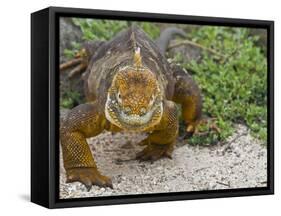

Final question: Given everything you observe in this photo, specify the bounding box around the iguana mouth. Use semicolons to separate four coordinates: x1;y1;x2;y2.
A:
119;102;163;127
120;112;153;126
105;97;163;131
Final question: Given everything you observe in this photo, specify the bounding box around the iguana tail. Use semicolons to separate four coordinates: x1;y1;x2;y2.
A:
155;27;186;55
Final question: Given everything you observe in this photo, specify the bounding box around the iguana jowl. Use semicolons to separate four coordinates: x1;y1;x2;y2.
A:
60;26;202;190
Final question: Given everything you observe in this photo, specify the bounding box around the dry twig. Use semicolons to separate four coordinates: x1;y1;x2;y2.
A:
168;39;226;59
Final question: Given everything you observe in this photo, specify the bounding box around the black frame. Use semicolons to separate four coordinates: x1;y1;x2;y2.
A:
31;6;274;209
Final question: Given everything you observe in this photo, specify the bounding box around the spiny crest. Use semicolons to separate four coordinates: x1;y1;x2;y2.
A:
133;47;142;70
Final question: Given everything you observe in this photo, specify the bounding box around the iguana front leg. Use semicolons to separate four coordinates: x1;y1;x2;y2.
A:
136;100;179;161
172;65;202;136
60;102;112;191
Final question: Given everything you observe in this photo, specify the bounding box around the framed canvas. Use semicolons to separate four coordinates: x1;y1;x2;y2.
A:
31;6;274;208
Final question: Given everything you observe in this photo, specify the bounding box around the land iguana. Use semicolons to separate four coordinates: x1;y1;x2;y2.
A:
60;26;202;191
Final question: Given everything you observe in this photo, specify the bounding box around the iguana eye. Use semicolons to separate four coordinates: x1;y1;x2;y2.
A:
117;91;122;103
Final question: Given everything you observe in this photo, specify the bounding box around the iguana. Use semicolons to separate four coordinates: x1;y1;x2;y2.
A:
60;26;202;191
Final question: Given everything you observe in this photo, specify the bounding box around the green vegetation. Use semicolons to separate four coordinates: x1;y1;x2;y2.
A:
61;20;267;144
60;90;84;109
175;26;267;144
72;18;160;41
73;18;129;41
63;41;81;59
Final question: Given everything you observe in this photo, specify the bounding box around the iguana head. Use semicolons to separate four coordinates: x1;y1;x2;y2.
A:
105;48;163;131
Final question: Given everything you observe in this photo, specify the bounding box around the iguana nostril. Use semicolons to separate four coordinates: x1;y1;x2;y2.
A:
124;106;131;114
140;107;146;116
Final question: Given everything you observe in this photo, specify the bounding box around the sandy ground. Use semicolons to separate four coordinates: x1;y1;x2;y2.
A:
59;123;267;199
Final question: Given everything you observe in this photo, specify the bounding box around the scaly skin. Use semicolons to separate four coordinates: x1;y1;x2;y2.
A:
172;64;202;136
60;26;202;190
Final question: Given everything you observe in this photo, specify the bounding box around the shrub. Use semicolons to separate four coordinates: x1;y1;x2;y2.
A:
175;26;267;144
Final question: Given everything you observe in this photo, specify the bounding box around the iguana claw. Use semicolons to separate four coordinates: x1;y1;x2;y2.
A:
136;143;173;162
66;167;113;191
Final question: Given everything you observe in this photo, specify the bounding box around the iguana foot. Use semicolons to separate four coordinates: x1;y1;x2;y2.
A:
179;124;197;140
180;118;221;140
66;167;113;191
136;142;173;161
